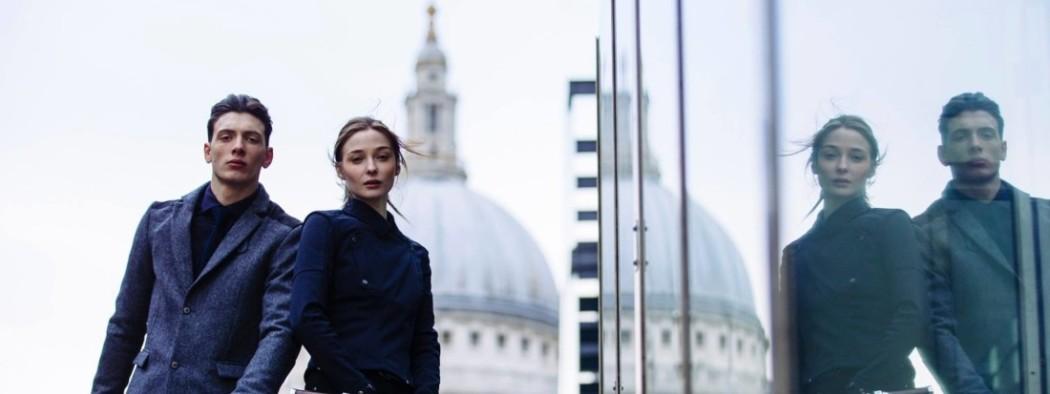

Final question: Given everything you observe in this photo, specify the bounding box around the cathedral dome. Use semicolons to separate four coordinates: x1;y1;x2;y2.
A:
391;177;559;326
619;179;758;323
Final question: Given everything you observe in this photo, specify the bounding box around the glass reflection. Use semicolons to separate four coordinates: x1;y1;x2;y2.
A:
916;92;1048;393
783;116;926;393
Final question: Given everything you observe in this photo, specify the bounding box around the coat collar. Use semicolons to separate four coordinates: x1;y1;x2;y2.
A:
172;182;273;291
343;198;401;238
943;179;1014;202
806;196;870;239
929;180;1016;275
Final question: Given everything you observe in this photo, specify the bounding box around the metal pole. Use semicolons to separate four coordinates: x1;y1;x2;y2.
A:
608;1;624;392
762;0;792;392
631;0;647;392
673;0;692;392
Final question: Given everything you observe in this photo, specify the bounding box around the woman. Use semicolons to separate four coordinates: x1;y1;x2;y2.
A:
290;117;439;394
782;115;925;393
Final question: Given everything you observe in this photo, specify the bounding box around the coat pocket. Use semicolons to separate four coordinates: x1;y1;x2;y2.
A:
216;362;247;379
132;350;149;368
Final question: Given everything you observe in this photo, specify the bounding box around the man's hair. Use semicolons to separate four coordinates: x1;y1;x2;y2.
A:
207;94;273;145
938;92;1004;139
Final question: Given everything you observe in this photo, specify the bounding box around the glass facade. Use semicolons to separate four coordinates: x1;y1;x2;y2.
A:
597;1;1050;393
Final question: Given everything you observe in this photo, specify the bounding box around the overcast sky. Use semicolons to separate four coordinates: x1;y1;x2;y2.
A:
2;0;1049;392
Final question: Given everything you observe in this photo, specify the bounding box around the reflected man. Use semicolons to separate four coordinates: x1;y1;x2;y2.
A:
92;94;301;393
916;92;1050;393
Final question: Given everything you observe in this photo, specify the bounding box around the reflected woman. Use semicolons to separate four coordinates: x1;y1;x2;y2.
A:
290;117;439;394
782;115;925;393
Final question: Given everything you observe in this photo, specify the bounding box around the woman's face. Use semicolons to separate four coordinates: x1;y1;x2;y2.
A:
337;128;399;209
814;127;874;203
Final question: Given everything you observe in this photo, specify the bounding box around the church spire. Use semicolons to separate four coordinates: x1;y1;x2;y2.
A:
405;3;464;180
426;4;437;43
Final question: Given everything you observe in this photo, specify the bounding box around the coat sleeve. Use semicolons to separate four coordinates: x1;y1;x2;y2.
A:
92;205;156;394
410;247;440;394
851;211;927;391
233;223;302;393
289;213;375;393
915;215;992;394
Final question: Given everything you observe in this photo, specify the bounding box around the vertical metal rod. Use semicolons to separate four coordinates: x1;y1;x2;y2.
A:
762;0;791;392
1015;192;1042;394
594;35;604;394
608;1;624;392
631;0;647;392
673;0;692;392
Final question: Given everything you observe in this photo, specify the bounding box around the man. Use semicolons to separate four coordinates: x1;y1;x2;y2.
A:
916;92;1050;393
92;94;301;393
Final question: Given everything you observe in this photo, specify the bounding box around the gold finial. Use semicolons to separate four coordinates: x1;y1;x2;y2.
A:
426;4;437;42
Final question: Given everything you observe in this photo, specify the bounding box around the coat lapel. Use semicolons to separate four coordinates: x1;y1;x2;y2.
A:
171;184;205;292
940;199;1015;276
192;185;271;288
809;197;869;241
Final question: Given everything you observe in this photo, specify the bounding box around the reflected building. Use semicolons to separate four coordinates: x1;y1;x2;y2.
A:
595;85;768;392
615;177;768;393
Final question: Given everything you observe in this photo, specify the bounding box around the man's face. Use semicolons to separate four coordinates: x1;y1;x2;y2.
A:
204;112;273;188
938;110;1007;184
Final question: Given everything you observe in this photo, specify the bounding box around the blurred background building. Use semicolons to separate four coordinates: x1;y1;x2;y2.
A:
395;10;559;392
561;79;601;393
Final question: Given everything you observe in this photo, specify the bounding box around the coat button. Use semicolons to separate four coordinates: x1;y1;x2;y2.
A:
170;361;179;369
849;277;856;283
182;306;191;315
361;279;369;286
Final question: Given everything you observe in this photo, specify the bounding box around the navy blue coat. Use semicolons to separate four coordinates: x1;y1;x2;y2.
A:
290;199;440;394
783;198;926;393
92;183;302;394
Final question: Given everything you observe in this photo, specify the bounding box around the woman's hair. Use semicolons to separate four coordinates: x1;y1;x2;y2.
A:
332;116;420;213
799;114;883;215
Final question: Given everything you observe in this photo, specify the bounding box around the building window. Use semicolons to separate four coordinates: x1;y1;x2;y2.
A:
426;104;440;133
521;337;530;354
737;338;744;353
577;210;598;221
576;139;597;153
695;331;704;348
576;176;598;188
497;333;506;349
571;242;599;278
661;329;672;347
719;334;727;351
441;330;452;346
541;341;550;357
470;331;480;347
621;329;632;344
579;297;598;312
